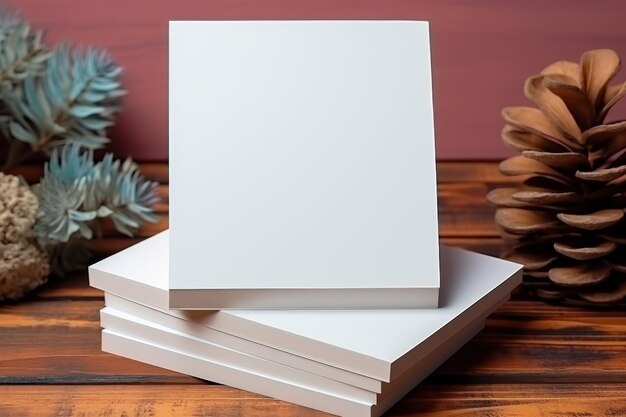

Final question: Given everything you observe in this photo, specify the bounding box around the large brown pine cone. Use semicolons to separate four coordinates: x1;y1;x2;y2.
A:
488;49;626;306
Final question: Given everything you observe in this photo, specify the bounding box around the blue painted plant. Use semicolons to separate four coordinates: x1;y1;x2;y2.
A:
32;144;159;276
0;8;159;296
0;8;125;168
34;144;159;245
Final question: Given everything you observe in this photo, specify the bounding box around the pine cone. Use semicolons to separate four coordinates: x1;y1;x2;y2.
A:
488;49;626;306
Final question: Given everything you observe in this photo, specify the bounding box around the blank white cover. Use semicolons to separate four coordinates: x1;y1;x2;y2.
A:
169;20;440;307
90;230;523;380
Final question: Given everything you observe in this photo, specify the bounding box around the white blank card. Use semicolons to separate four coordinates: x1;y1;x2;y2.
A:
169;21;439;309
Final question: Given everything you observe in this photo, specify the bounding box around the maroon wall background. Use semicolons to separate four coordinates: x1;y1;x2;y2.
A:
9;0;626;160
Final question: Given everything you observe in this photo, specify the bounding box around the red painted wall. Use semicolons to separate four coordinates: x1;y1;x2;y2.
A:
9;0;626;160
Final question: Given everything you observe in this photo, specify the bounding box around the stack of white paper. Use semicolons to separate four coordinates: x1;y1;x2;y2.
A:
90;231;521;417
88;20;523;416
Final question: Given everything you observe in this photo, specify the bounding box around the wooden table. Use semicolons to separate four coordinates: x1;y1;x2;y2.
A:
1;162;625;416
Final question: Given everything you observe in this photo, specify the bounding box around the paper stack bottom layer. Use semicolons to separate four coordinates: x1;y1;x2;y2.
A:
90;231;522;417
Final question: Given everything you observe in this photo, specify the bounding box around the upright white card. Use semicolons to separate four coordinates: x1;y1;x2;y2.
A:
169;21;439;309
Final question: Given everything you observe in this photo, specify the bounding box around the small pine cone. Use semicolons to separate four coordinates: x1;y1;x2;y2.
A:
488;49;626;306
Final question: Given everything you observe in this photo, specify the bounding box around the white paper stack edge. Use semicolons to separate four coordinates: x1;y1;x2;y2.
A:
90;231;522;417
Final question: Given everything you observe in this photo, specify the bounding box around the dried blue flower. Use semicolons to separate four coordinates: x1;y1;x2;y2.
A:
3;43;125;153
0;8;50;87
34;144;159;245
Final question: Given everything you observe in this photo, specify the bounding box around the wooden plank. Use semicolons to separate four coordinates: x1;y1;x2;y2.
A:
154;184;169;210
485;315;626;337
0;385;328;417
100;214;169;238
31;274;102;299
136;162;169;184
394;383;626;416
437;183;500;238
1;384;625;417
89;237;145;257
436;331;626;384
494;300;626;317
2;299;625;384
0;299;193;384
437;161;520;185
439;237;503;257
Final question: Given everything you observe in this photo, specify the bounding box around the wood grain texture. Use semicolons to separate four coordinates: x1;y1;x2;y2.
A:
394;384;626;417
8;1;626;160
1;385;625;417
2;161;625;417
1;297;624;385
0;386;328;417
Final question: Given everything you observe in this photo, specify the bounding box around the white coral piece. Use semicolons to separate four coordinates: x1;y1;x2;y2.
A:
0;172;50;300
